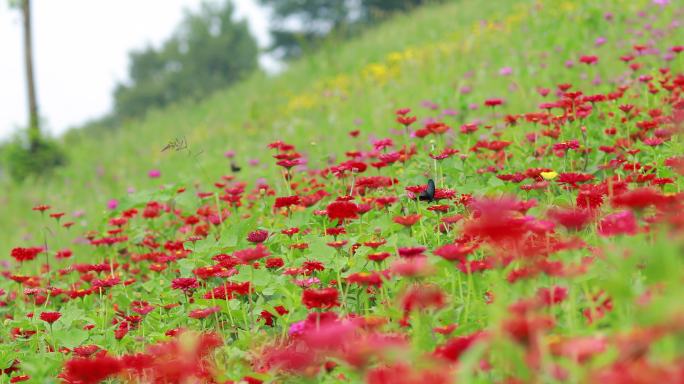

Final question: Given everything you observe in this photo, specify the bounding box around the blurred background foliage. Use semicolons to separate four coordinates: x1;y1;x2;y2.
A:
113;2;259;121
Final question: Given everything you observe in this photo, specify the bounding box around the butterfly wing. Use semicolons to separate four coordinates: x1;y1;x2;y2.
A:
425;179;435;201
418;179;435;201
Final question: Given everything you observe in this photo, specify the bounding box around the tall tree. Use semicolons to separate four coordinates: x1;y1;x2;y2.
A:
361;0;432;19
259;0;355;59
260;0;440;59
21;0;41;150
114;1;258;120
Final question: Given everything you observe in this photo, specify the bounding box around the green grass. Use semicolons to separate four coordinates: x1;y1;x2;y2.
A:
0;0;680;254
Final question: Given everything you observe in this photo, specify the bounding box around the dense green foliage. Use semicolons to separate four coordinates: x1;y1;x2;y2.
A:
113;1;259;120
260;0;441;59
1;133;66;182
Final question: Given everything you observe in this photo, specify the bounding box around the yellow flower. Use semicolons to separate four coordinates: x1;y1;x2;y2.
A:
541;171;558;180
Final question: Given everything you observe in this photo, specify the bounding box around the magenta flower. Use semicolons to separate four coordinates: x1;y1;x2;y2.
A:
148;169;161;178
598;211;638;237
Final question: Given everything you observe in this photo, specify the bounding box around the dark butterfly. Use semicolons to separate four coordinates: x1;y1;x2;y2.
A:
418;179;435;202
230;162;242;173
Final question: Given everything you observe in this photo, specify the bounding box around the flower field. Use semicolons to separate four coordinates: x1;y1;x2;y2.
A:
1;0;684;383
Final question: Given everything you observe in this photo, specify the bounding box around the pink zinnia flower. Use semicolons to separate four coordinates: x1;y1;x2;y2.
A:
598;211;638;237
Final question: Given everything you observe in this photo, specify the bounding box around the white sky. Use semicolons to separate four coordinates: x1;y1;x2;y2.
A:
0;0;271;139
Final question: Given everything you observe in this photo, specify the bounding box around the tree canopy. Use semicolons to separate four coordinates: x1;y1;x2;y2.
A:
260;0;439;59
114;1;259;120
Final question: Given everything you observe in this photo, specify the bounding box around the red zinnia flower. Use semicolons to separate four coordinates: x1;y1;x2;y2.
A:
204;282;251;300
576;185;604;209
363;239;386;248
326;240;348;249
391;257;434;277
346;271;384;287
463;197;529;245
400;284;446;314
392;214;421;227
612;188;665;210
579;55;599;65
484;98;504;107
325;227;346;237
234;243;270;263
397;246;426;258
598;211;638;237
259;310;276;326
32;204;51;212
61;356;122;384
10;247;43;262
427;204;451;212
73;345;100;357
274;196;300;209
368;252;391;263
247;229;269;243
537;286;568;306
302;288;340;309
547;208;593;231
56;249;73;259
397;115;417;126
557;173;594;188
171;278;199;293
276;159;301;169
433;243;477;263
281;227;300;236
265;257;284;269
326;199;358;221
425;122;450;134
433;332;485;362
189;306;220;319
40;311;62;324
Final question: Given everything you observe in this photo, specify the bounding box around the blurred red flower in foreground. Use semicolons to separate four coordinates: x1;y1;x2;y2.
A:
598;211;638;237
61;356;122;384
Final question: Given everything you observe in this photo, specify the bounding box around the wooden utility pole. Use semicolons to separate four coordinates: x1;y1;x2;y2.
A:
22;0;40;150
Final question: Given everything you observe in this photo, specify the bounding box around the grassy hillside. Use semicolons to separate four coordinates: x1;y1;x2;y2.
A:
3;0;670;255
1;0;684;382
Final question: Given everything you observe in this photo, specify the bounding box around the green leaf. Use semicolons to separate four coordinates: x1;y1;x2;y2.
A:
53;328;89;349
0;345;15;369
57;305;85;329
